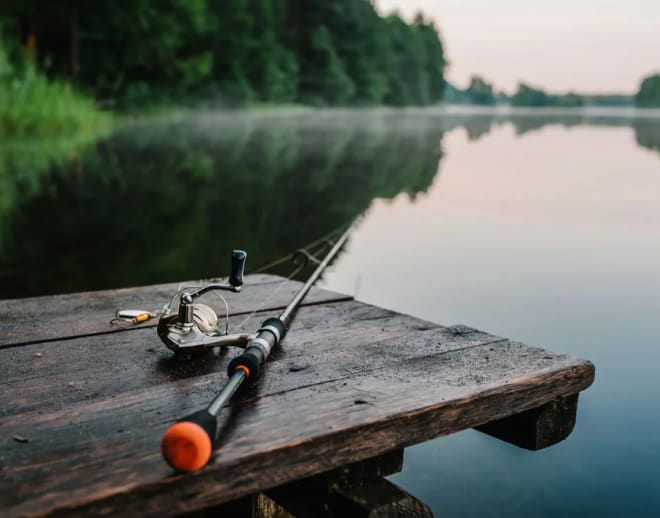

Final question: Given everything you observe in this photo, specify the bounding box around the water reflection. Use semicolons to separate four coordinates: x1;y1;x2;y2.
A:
2;108;660;299
0;111;444;298
634;117;660;154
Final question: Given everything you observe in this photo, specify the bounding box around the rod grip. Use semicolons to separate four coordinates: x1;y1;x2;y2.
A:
228;347;265;380
227;318;286;380
161;410;217;472
229;250;247;288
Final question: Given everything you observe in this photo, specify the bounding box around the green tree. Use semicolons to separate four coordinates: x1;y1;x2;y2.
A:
636;74;660;108
289;0;360;105
82;0;212;106
298;24;355;105
556;92;584;108
315;0;389;104
511;82;554;107
206;0;298;104
511;82;585;107
465;76;495;105
382;15;426;106
415;15;446;103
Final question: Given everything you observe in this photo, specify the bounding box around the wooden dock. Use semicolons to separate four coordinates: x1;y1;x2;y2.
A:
0;274;594;517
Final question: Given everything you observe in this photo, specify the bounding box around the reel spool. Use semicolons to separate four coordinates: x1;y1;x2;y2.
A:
157;250;254;355
192;303;221;334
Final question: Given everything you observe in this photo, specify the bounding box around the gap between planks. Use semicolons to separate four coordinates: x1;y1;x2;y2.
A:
0;295;353;351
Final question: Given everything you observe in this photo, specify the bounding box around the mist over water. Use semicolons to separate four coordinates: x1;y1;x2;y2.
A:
2;107;660;515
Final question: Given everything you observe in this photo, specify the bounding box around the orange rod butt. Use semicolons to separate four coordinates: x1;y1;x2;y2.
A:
161;421;212;472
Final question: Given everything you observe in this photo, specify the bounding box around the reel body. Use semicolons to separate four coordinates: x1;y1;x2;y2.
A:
157;250;254;355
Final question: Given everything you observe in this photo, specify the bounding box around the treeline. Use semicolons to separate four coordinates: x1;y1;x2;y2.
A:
510;83;585;107
443;76;506;106
0;1;446;109
444;76;633;108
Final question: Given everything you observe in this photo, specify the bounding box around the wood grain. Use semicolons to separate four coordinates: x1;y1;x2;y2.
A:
0;277;595;517
0;326;594;516
0;301;451;417
0;274;351;348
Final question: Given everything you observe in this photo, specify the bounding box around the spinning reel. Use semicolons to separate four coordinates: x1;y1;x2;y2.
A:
157;250;254;355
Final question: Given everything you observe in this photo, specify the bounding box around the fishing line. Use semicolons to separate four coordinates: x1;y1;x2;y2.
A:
232;264;304;332
247;220;351;275
111;220;352;330
231;232;341;332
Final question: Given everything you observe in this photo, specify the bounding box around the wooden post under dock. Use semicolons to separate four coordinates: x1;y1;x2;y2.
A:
0;274;595;517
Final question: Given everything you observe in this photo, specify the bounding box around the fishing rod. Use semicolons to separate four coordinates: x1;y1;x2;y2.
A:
159;222;355;472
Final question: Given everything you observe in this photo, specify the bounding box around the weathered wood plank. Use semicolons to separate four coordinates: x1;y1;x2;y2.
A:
0;301;457;417
0;329;594;517
476;393;579;450
0;274;351;348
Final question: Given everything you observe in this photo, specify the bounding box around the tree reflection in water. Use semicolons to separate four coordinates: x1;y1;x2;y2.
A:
2;109;659;298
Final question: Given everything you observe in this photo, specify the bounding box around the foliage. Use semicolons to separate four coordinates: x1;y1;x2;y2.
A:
442;79;507;106
510;83;554;107
378;14;445;106
300;25;355;105
0;43;110;135
635;74;660;108
80;0;212;108
0;0;446;108
465;76;496;105
510;83;584;108
586;94;632;107
556;93;584;108
206;0;298;105
444;79;625;108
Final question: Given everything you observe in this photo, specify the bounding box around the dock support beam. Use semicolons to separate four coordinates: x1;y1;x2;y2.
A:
208;450;433;517
476;394;579;450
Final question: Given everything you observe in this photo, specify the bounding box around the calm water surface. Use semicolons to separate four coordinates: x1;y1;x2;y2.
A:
2;108;659;516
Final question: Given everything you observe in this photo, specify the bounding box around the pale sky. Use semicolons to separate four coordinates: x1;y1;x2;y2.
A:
376;0;660;94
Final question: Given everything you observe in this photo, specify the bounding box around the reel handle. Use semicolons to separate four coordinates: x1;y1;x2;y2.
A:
229;250;247;289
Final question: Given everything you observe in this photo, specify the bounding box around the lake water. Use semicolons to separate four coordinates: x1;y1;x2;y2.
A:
2;107;659;515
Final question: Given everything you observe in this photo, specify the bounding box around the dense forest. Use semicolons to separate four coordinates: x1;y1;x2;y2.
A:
1;0;658;136
0;0;445;111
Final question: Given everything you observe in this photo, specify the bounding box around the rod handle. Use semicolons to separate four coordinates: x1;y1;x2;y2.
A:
161;410;217;472
228;347;265;380
229;250;247;288
227;318;286;380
